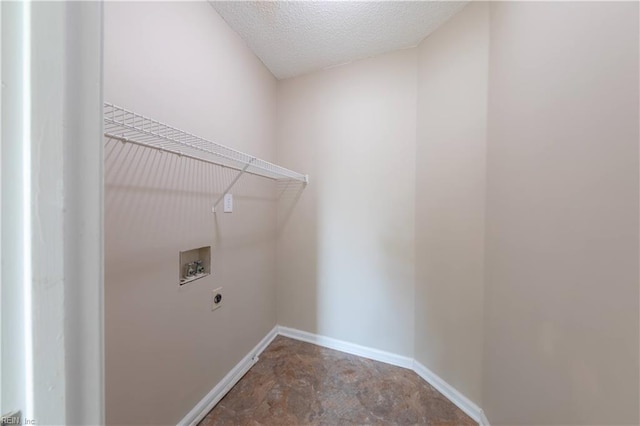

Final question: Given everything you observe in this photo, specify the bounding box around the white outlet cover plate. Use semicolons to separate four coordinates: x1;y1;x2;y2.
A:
223;194;233;213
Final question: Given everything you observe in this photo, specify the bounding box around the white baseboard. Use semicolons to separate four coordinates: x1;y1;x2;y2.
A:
412;360;484;424
178;324;488;426
277;326;414;369
479;409;491;426
177;325;278;426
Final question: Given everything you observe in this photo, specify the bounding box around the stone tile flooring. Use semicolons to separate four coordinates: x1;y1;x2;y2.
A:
200;336;477;425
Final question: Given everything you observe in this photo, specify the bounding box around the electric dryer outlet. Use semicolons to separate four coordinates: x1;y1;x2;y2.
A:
212;287;223;311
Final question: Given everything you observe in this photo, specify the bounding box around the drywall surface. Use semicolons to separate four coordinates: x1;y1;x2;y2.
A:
415;2;488;406
483;2;640;424
276;49;417;357
104;2;278;424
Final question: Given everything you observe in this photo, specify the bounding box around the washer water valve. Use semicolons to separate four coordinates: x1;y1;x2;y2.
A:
195;260;205;275
184;262;197;279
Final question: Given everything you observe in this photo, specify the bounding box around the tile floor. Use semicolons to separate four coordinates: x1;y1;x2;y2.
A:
200;336;477;426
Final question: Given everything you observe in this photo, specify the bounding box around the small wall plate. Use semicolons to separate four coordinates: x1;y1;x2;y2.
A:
212;287;223;311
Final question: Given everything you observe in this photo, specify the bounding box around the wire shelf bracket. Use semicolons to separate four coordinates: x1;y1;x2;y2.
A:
211;158;254;213
103;103;309;213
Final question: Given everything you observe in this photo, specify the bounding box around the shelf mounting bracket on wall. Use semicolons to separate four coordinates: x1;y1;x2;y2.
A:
211;157;255;213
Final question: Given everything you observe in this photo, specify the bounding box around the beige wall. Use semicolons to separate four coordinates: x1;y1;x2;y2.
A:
415;3;639;422
415;2;489;406
276;49;417;356
103;2;640;425
483;2;639;424
104;2;278;424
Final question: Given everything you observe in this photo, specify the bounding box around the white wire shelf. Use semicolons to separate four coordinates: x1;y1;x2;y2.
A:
103;102;308;184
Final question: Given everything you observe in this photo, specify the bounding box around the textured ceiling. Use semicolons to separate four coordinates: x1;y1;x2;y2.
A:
209;1;469;80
